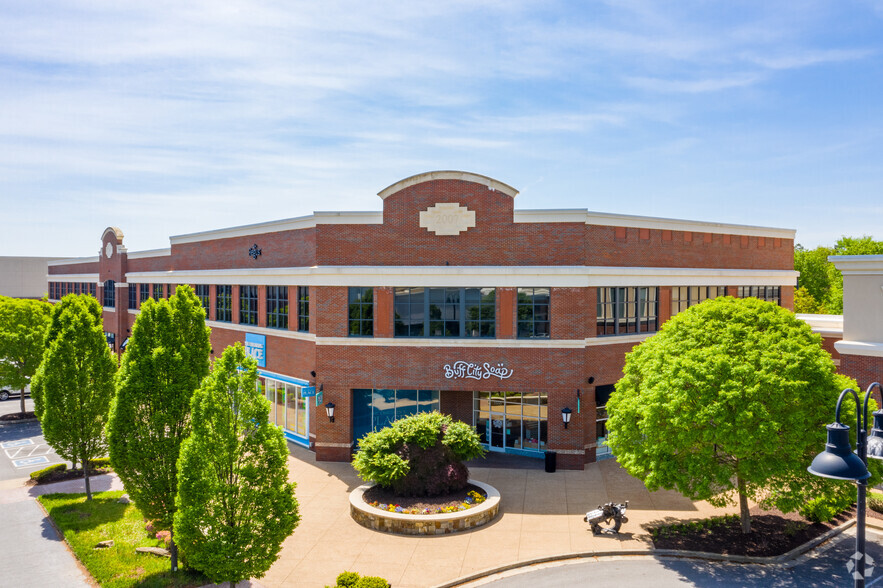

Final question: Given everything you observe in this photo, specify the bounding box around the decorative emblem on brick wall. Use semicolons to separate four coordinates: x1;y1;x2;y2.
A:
419;203;476;236
248;244;262;259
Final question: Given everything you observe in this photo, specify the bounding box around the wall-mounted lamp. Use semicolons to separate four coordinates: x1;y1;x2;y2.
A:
587;377;595;384
562;407;572;429
325;402;335;423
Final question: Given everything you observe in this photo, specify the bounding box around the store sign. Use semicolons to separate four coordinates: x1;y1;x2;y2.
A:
244;333;266;367
443;361;513;380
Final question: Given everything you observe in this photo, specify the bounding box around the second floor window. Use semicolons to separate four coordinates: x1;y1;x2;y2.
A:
297;286;310;332
152;283;164;300
394;287;496;338
216;285;232;322
194;284;210;317
239;285;258;325
348;287;373;336
140;283;150;305
671;286;727;315
517;288;550;338
738;286;780;305
103;280;116;308
597;287;658;336
128;285;137;310
89;283;96;297
267;286;288;329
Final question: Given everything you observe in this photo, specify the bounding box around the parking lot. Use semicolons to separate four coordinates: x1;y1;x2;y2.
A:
0;397;68;483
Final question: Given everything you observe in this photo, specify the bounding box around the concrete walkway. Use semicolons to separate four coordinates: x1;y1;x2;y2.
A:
0;473;123;588
265;445;741;588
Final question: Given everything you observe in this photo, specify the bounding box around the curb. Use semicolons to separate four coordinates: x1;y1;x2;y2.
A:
433;518;857;588
0;417;39;426
35;496;99;587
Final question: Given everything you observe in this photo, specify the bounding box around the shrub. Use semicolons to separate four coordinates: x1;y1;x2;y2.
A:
335;571;360;587
869;494;883;515
30;463;66;482
800;493;852;523
354;577;391;588
352;412;485;497
88;457;111;469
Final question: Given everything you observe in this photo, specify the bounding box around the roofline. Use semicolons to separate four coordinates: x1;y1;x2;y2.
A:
378;171;519;200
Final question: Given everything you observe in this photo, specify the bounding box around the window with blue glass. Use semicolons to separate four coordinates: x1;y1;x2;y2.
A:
239;285;258;325
596;287;658;336
194;284;210;317
103;280;115;308
152;283;164;299
394;287;495;338
297;286;309;332
517;288;550;338
267;286;288;329
348;287;373;336
215;285;232;322
352;389;440;443
128;285;137;309
139;283;150;306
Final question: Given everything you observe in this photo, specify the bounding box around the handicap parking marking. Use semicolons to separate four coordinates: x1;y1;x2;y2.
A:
0;439;34;449
4;444;53;460
12;456;50;468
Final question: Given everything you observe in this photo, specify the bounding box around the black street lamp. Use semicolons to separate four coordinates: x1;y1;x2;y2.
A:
561;407;572;429
808;382;882;588
325;402;335;424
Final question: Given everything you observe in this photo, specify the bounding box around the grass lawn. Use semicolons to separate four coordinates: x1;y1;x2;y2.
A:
38;490;208;588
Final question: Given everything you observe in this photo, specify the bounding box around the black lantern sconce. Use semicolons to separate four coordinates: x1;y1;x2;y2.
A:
325;402;335;424
561;407;572;429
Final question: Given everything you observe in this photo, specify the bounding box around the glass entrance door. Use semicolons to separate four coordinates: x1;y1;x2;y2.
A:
488;413;506;451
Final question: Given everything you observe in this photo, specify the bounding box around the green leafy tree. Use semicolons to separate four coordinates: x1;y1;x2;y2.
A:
175;343;298;587
606;297;881;534
352;411;485;496
31;295;116;499
107;285;211;571
794;236;883;314
0;296;52;414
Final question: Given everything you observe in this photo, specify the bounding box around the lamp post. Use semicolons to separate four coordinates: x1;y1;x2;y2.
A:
808;382;882;588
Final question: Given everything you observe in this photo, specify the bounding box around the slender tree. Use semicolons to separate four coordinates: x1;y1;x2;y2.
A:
31;295;116;499
0;295;52;415
175;343;298;587
607;297;881;534
107;285;210;571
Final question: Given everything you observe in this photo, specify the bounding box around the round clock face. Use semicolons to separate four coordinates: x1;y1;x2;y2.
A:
105;242;113;259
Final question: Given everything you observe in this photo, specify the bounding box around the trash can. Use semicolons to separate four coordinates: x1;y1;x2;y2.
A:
544;450;557;473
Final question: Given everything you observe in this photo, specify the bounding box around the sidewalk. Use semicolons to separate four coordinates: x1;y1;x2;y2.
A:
0;473;123;588
266;445;741;588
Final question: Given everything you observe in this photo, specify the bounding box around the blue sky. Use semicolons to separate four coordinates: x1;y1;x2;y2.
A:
2;1;882;257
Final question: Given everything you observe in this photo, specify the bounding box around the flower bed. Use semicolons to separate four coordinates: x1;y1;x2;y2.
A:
350;479;500;535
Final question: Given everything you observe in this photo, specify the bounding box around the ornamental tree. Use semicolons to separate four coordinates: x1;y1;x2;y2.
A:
0;295;52;414
107;285;211;571
606;296;881;534
352;411;486;497
30;295;116;499
175;343;298;587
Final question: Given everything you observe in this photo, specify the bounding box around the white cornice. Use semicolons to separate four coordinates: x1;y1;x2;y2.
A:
48;256;99;267
829;255;883;275
126;248;171;260
205;321;316;342
123;266;797;288
169;211;382;245
834;340;883;358
797;314;843;337
378;171;519;200
514;209;795;238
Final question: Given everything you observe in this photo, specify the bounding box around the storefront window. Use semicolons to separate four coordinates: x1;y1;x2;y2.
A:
257;376;309;444
595;384;614;459
473;391;548;455
352;388;440;443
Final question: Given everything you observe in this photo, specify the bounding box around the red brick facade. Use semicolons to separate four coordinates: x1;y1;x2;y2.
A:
46;171;797;469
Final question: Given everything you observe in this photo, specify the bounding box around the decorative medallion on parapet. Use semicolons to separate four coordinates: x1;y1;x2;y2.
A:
419;203;476;236
248;244;262;259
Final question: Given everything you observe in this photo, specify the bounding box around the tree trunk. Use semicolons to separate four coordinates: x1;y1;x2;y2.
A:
170;532;178;573
737;474;751;534
19;387;26;415
83;459;92;501
230;581;235;588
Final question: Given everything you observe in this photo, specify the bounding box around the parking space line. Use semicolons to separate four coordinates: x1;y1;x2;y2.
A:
5;444;52;459
0;439;34;449
12;456;50;468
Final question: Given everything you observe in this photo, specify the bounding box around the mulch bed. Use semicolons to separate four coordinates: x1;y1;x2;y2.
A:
0;411;37;422
363;483;486;513
27;466;113;485
650;505;853;557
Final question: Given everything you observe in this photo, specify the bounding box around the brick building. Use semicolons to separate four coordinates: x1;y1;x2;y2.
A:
46;171;797;469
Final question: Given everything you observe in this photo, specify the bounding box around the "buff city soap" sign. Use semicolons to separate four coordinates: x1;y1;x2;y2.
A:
443;361;513;380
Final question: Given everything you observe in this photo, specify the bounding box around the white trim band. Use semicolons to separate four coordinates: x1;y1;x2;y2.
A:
834;340;883;358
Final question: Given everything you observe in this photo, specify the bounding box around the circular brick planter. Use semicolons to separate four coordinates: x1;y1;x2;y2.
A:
350;479;500;535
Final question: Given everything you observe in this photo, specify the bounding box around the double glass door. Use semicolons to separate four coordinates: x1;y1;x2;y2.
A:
474;391;548;454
